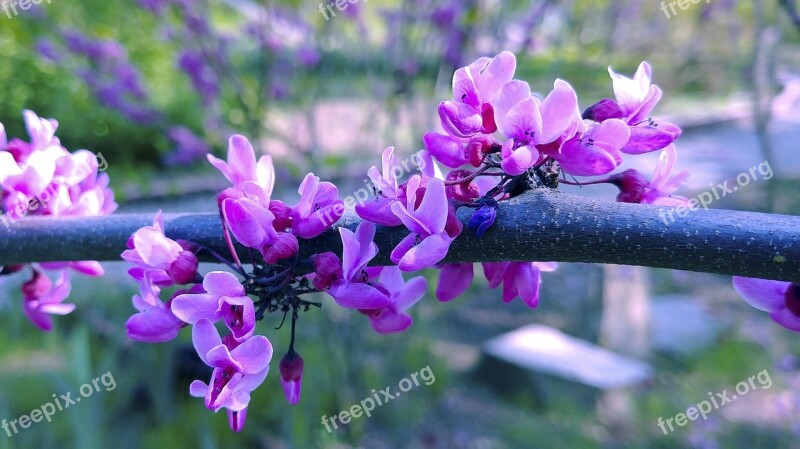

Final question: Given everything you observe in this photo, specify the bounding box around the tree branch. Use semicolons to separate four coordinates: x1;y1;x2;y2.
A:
1;190;798;282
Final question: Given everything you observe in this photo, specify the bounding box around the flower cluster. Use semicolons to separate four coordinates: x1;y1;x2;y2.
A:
0;110;117;331
120;52;695;431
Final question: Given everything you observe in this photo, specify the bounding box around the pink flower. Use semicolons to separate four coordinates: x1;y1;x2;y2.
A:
436;263;474;302
289;173;344;239
551;119;630;176
171;271;256;342
482;262;557;308
390;176;461;271
438;51;516;137
189;319;272;432
359;266;427;334
21;270;75;331
609;144;690;206
125;274;186;343
121;211;200;286
608;62;663;124
733;277;800;332
207;135;274;202
356;147;404;226
324;221;391;309
494;79;581;175
222;197;299;265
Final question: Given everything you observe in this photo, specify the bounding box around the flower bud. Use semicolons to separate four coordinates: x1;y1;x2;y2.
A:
22;270;51;300
168;250;200;284
608;169;650;204
311;252;343;290
262;232;299;265
467;203;498;237
279;350;304;405
445;169;479;202
582;98;624;122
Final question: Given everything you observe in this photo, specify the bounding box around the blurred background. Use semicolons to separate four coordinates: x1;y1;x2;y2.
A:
1;0;800;448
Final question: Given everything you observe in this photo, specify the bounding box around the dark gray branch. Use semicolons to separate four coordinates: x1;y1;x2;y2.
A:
1;190;799;282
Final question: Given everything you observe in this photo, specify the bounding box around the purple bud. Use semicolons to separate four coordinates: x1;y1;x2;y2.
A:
311;252;343;290
279;350;304;405
262;232;299;265
608;169;650;203
582;98;625;122
167;250;199;284
467;205;497;237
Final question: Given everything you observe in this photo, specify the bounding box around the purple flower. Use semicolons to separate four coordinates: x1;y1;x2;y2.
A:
208;135;275;202
125;274;186;343
436;263;474;302
606;62;682;154
494;79;581;175
551;119;630;176
289;173;344;239
438;51;516;137
359;266;427;334
189;319;272;432
21;270;75;331
171;271;256;342
121;211;200;286
482;262;557;308
324;221;391;310
733;277;800;332
390;176;459;271
609;144;690;206
356;147;404;226
608;62;663;125
279;349;304;405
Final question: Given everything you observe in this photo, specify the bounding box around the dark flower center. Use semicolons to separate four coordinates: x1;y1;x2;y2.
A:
784;284;800;318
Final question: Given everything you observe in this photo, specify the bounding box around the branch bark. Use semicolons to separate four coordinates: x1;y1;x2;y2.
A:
1;190;799;282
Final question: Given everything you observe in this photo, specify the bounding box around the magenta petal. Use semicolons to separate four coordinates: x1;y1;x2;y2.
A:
223;198;274;249
390;233;418;266
126;310;182;343
369;307;413;334
171;293;221;324
770;308;800;332
191;319;223;365
189;380;209;398
397;233;452;271
227;407;248;432
438;101;482;138
436;263;474;302
356;198;403;226
732;277;789;313
328;280;391;309
556;135;619;176
515;263;542;308
280;377;302;405
423;132;468;168
501;145;538;176
620;123;679;155
539;79;579;143
230;335;273;374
